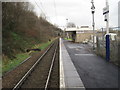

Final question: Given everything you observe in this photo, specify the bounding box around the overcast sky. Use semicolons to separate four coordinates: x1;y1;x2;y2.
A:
29;0;120;29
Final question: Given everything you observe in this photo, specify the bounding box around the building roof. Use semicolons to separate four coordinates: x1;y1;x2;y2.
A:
65;27;97;32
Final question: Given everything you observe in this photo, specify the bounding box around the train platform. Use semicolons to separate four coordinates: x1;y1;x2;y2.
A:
62;39;119;88
59;38;85;89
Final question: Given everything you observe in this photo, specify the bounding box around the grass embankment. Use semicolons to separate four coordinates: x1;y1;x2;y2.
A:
2;53;29;74
64;38;72;41
2;40;53;75
0;60;2;77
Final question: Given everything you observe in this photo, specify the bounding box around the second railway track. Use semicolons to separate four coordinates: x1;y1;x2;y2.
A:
13;39;59;89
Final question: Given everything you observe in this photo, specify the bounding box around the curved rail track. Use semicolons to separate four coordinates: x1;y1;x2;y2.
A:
12;39;59;89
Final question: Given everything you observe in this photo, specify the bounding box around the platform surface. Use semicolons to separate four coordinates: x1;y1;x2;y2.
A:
63;39;119;88
60;38;85;89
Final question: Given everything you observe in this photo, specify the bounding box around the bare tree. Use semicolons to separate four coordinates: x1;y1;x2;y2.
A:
2;2;61;59
67;22;76;28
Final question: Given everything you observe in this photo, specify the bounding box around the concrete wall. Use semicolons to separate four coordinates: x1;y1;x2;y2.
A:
75;33;93;43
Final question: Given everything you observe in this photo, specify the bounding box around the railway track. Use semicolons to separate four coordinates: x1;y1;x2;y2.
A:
12;39;59;89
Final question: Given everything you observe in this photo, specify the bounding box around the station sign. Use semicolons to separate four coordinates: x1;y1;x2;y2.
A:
103;6;109;21
103;6;109;15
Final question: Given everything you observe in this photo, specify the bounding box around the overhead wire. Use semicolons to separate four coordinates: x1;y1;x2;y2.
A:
34;0;46;18
38;0;47;14
53;0;58;25
53;0;57;17
37;0;48;19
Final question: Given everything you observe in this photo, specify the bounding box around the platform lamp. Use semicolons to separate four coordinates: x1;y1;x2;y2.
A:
65;19;69;39
66;19;68;28
91;0;95;50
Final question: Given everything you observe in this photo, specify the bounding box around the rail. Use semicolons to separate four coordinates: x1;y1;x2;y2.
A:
12;41;57;89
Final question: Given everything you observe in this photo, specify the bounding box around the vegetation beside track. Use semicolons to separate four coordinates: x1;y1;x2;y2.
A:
2;1;62;75
64;38;72;41
2;39;54;74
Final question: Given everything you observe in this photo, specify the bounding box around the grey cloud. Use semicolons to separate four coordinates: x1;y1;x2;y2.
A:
30;0;120;28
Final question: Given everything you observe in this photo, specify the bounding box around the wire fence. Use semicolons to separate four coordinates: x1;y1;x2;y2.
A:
96;27;120;65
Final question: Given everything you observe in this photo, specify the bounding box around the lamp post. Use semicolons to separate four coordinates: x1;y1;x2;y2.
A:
91;0;95;50
66;18;69;39
66;18;68;28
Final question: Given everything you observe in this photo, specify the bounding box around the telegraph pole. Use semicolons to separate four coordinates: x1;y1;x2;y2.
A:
91;0;95;50
103;0;110;61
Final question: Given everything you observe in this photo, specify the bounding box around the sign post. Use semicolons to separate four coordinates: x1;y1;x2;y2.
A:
91;0;95;50
103;0;110;61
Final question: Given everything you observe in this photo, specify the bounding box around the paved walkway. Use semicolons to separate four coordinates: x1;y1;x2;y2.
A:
63;39;119;88
60;38;85;89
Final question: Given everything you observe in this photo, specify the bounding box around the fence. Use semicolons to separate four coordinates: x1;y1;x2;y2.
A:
96;27;120;65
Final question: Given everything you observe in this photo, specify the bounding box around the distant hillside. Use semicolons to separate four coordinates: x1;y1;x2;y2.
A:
2;2;61;59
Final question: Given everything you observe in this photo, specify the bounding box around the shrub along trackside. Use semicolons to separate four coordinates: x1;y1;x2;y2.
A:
2;2;62;74
2;53;29;74
2;40;53;74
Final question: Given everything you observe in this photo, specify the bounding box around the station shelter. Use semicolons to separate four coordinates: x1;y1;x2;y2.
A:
64;26;97;43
